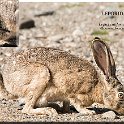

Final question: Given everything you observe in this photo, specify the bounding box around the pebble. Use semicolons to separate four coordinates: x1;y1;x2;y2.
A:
61;36;74;43
101;111;117;119
72;29;83;37
47;34;65;42
20;19;35;29
34;10;55;17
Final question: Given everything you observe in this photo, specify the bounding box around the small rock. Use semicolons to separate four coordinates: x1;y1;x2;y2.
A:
0;58;3;61
72;29;83;37
47;34;64;43
1;99;7;104
101;111;117;119
34;33;46;39
64;42;76;48
5;52;12;57
20;19;35;29
34;10;55;17
62;36;74;43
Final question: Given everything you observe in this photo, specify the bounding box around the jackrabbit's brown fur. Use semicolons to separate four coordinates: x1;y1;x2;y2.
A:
0;37;124;115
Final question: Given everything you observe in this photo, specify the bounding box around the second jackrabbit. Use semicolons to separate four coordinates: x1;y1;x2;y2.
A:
0;0;19;46
1;37;124;115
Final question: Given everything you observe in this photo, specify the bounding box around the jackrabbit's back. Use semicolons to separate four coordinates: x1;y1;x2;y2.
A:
3;47;97;77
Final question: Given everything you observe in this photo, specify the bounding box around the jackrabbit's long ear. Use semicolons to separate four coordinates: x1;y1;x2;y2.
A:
91;37;116;79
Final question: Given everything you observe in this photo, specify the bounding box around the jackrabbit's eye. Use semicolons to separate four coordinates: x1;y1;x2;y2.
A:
118;92;124;100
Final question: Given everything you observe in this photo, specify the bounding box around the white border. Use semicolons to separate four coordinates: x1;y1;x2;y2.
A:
19;0;124;2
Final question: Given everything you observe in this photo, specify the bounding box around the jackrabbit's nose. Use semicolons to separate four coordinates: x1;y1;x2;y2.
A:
118;92;124;100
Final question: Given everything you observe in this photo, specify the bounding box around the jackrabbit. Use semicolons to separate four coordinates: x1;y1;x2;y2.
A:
0;37;124;115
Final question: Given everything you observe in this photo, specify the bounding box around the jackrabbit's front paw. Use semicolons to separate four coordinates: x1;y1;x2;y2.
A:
45;107;58;116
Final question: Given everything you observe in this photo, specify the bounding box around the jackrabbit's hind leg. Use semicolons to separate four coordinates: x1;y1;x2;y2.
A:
22;64;57;115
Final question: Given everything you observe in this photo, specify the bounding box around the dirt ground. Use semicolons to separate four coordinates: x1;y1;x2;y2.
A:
0;2;124;122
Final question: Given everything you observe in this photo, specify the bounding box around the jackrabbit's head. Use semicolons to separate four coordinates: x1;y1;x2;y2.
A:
92;37;124;115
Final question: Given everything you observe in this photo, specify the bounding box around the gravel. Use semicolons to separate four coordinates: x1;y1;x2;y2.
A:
0;2;124;122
